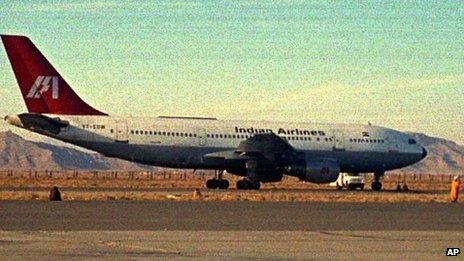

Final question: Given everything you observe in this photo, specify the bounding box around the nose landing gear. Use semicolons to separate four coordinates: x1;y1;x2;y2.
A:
205;170;229;189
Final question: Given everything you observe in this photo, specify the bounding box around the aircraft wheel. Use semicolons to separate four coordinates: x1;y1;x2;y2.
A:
237;179;259;190
206;179;218;189
237;179;252;190
218;179;229;189
371;181;382;191
236;179;246;190
336;184;343;190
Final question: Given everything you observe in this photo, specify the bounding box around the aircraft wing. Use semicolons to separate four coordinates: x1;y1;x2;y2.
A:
202;133;302;167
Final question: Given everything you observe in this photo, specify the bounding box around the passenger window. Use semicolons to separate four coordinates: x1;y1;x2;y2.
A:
408;139;417;144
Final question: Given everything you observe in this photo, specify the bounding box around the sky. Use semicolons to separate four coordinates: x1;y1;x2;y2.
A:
0;0;463;144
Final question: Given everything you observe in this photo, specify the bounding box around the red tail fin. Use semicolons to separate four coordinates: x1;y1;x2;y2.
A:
1;35;107;115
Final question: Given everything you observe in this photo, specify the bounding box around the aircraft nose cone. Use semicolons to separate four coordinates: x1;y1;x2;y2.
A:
421;147;427;159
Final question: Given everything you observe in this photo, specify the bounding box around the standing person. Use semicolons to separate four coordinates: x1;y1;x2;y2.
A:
450;176;460;203
49;186;62;201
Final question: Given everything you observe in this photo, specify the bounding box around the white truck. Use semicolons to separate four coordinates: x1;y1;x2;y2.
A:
330;173;365;190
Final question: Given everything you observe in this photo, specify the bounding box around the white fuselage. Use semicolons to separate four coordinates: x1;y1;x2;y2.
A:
13;114;423;173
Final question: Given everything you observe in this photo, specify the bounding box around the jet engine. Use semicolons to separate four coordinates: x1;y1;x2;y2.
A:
286;158;340;183
226;167;283;183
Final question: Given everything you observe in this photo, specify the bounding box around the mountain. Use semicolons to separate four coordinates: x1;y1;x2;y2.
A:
392;133;464;175
0;131;151;170
0;130;462;174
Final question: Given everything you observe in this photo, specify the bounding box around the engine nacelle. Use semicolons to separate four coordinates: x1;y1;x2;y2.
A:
225;167;283;183
287;158;340;183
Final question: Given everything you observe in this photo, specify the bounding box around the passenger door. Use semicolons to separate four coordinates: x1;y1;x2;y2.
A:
115;120;128;142
332;130;345;151
197;128;207;146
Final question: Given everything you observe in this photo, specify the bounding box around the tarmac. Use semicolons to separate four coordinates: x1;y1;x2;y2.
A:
0;201;462;259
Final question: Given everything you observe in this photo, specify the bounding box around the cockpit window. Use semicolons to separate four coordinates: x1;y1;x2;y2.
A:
408;139;417;144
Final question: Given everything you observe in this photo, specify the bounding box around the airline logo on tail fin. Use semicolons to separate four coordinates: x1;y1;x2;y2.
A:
27;76;59;99
1;34;107;115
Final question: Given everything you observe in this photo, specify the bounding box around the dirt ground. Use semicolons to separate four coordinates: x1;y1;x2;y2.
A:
0;171;457;202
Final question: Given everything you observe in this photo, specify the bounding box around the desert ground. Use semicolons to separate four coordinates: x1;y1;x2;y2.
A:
0;170;457;202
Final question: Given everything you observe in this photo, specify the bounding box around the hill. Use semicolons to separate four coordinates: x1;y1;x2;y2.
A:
393;133;464;175
0;131;150;170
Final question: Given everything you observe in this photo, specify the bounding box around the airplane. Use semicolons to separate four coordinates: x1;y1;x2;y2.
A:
1;35;427;190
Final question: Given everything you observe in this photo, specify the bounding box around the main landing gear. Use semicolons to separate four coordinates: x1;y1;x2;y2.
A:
371;172;384;191
236;179;261;190
206;170;229;189
236;160;261;190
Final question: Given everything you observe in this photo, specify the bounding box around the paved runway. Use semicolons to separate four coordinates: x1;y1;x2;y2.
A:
1;201;462;259
0;201;462;231
0;231;461;259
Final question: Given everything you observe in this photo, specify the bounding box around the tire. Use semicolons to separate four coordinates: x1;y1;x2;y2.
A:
206;179;218;189
237;179;258;190
371;181;382;191
360;185;364;191
236;180;245;190
218;179;229;189
336;183;343;190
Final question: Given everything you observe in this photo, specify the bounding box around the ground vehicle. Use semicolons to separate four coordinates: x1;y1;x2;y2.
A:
330;173;365;190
